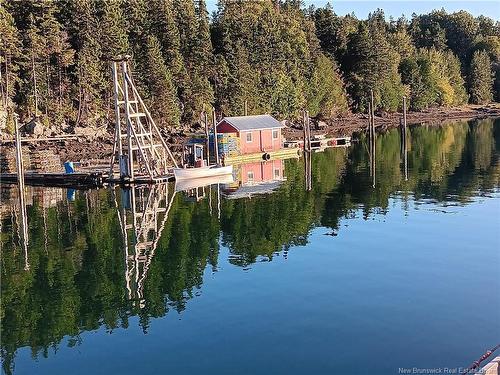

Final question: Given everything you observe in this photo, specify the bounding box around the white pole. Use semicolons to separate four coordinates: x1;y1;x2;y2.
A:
14;115;29;270
121;60;134;179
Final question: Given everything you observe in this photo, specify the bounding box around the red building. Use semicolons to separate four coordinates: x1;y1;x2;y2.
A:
216;115;284;155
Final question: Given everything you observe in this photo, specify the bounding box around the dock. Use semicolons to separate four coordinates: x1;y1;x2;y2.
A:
223;147;300;164
284;136;351;150
0;170;179;187
0;172;105;188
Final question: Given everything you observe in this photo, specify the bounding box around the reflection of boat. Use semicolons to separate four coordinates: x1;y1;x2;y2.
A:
173;165;233;180
175;173;234;192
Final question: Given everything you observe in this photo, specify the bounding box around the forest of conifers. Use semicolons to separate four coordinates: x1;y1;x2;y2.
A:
0;0;499;131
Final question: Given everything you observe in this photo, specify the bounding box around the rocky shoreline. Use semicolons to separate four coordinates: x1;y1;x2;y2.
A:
1;104;499;165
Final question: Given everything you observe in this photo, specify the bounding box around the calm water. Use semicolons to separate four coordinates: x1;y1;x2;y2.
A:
1;118;499;375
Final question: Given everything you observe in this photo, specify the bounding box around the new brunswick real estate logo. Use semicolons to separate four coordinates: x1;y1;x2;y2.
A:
398;368;484;374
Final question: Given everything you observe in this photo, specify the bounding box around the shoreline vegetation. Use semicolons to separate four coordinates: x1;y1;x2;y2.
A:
2;103;498;164
0;1;499;160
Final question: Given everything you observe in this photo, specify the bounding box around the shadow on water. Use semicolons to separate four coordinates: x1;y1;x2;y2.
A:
0;118;499;374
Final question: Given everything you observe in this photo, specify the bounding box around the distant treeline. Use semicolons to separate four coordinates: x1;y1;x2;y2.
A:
0;0;499;130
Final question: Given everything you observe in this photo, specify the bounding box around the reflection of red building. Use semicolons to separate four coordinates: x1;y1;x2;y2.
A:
217;115;283;154
223;159;286;199
240;160;284;185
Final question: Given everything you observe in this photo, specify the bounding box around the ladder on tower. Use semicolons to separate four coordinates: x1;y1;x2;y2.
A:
109;56;178;182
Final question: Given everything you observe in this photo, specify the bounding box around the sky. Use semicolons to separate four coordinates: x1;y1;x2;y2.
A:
206;1;500;20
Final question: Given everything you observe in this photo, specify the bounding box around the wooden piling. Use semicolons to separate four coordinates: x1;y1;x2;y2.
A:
370;89;375;137
204;111;210;164
402;96;407;131
303;110;309;152
14;115;29;270
14;115;26;216
212;107;219;165
307;111;312;152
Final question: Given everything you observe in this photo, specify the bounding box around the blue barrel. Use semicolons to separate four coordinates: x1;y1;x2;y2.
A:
64;161;74;174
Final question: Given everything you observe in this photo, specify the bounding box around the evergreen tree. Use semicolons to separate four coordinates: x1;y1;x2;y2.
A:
344;19;405;111
191;0;214;116
73;0;105;125
410;11;448;51
98;0;129;59
307;54;348;118
143;35;180;128
387;17;415;59
0;4;21;109
469;50;493;104
149;0;183;84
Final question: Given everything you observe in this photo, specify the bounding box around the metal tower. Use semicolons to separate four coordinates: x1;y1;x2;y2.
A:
110;57;178;182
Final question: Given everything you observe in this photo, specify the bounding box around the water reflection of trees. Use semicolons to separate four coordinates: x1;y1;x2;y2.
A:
1;118;498;374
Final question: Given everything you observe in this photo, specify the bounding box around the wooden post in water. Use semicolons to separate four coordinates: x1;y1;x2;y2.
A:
204;111;210;165
14;114;26;218
402;96;407;131
306;111;312;152
302;110;312;152
212;107;219;165
302;110;308;152
14;114;29;270
371;92;375;135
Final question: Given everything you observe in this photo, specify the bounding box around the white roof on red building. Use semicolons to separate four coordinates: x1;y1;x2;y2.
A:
219;115;284;131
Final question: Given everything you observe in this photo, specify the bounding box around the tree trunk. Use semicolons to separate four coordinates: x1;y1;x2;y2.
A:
0;58;5;107
32;52;38;116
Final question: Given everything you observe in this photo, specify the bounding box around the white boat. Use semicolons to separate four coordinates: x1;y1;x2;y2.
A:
173;165;233;180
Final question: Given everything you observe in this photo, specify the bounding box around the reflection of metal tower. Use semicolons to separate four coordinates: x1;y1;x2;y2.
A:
114;183;176;308
109;57;178;182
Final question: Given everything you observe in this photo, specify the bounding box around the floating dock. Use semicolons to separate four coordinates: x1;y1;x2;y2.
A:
0;172;104;188
223;148;300;164
284;136;351;150
0;171;178;188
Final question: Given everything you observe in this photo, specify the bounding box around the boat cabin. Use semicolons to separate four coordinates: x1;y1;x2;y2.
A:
216;115;284;155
